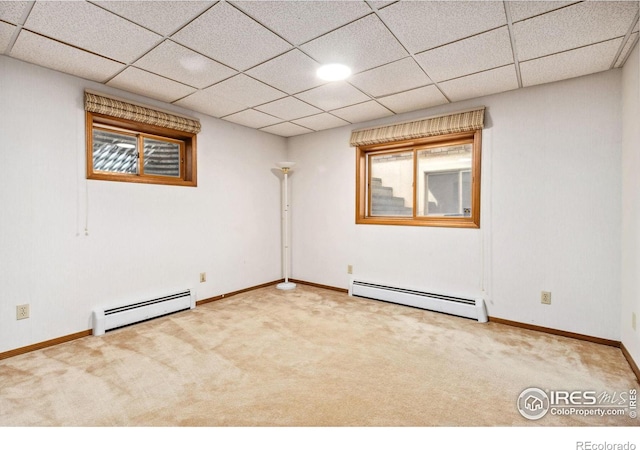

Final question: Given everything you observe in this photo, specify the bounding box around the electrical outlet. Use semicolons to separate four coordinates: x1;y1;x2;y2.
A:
200;272;206;283
541;291;551;305
633;312;637;331
16;304;29;320
347;265;353;274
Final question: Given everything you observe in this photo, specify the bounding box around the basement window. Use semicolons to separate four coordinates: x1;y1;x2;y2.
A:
85;92;199;187
353;108;484;228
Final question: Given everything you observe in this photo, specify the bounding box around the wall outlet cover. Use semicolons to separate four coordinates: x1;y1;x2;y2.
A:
16;304;30;320
541;291;551;305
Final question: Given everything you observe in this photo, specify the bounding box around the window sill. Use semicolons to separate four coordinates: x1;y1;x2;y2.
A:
356;216;480;228
88;172;197;187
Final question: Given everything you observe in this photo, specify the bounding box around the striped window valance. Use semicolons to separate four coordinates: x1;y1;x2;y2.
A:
349;107;485;147
84;92;201;134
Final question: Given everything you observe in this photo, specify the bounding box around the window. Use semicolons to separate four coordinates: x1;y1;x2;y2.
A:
85;92;199;187
353;108;484;228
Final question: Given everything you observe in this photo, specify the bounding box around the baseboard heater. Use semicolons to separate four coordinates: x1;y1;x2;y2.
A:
351;281;488;323
92;289;195;336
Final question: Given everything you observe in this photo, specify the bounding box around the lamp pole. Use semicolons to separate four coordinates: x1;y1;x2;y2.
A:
276;162;296;290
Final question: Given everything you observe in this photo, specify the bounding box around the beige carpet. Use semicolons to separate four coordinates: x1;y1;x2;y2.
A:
0;285;637;426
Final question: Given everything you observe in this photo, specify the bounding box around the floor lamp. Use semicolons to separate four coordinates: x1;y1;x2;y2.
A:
276;161;296;290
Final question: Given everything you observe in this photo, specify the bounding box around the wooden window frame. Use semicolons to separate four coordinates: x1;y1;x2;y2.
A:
356;130;481;228
86;111;197;187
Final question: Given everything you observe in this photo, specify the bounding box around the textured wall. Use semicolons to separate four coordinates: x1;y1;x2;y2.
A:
621;42;640;363
289;68;622;340
0;56;287;353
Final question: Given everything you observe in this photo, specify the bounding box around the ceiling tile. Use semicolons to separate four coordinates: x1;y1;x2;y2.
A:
300;14;408;74
615;32;639;68
174;74;286;116
223;109;283;129
295;81;370;111
260;122;313;137
331;101;394;123
514;1;638;61
507;1;577;23
134;40;237;89
10;30;125;83
207;74;286;108
93;1;214;36
246;50;325;95
0;1;31;24
107;67;197;103
172;1;292;71
0;21;15;53
4;0;634;137
416;27;514;82
174;88;245;118
23;1;161;63
231;1;371;45
255;97;322;121
378;1;507;53
521;38;623;87
439;65;519;102
292;113;350;131
349;57;432;97
377;85;449;114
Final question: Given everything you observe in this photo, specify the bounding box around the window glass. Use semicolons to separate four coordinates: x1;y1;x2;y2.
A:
92;129;138;175
143;137;180;178
417;143;472;217
369;151;413;217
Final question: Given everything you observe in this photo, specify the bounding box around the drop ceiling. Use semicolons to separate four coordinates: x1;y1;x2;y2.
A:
1;1;638;137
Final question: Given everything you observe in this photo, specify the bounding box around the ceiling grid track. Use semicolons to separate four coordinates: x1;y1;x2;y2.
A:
503;1;524;89
3;0;35;55
371;4;453;104
610;10;640;69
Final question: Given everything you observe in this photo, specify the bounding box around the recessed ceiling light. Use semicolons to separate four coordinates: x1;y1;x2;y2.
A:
316;63;351;81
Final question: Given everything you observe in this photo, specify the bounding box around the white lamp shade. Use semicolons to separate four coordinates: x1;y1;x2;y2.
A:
275;161;296;170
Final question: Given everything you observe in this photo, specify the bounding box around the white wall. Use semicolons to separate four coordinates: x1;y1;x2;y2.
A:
288;69;622;341
0;56;287;353
621;42;640;364
0;51;630;353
